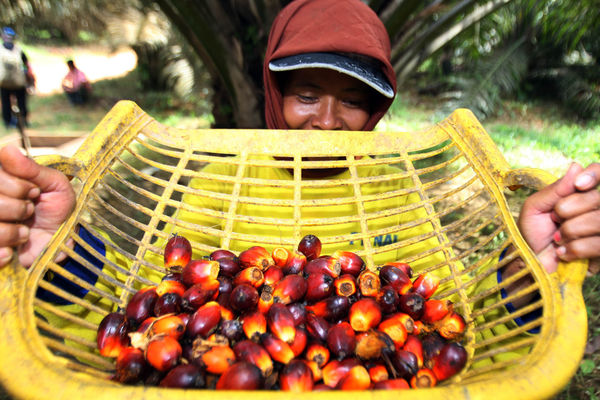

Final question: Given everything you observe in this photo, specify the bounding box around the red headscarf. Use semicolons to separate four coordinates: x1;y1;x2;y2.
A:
263;0;397;130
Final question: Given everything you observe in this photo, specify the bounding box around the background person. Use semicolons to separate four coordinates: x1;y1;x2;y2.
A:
61;59;91;105
0;26;32;128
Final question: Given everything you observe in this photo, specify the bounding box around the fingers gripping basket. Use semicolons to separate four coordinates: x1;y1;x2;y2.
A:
0;101;587;399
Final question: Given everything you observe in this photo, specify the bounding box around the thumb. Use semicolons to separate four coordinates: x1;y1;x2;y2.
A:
0;145;69;193
527;163;583;214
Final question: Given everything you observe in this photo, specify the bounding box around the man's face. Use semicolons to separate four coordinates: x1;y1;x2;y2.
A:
282;68;373;131
1;33;14;44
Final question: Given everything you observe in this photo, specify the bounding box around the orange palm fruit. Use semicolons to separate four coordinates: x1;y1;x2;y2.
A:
334;274;357;297
241;309;267;341
267;302;296;343
280;359;314;392
233;266;265;288
239;246;274;270
331;250;365;276
422;299;453;324
97;312;129;358
260;333;295;364
156;279;187;297
410;368;437;388
272;274;307;305
368;363;389;383
303;360;323;382
435;311;466;340
412;272;440;300
271;247;291;267
145;335;181;372
372;378;410;390
354;330;394;361
402;334;424;369
232;339;274;378
305;342;330;368
258;286;274;314
378;314;409;350
412;319;433;335
283;250;307;275
358;269;381;297
182;259;220;287
349;298;382;332
216;361;264;390
321;358;361;388
200;345;236;375
336;365;371;390
164;234;192;271
149;314;186;341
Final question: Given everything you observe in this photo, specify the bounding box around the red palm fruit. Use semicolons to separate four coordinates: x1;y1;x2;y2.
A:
210;248;237;261
153;292;182;316
331;250;365;276
136;316;156;334
177;313;190;328
263;266;284;287
321;358;361;388
368;363;389;383
258;286;274;314
113;346;148;383
187;301;222;339
182;259;220;287
398;292;425;321
287;303;307;326
298;234;322;261
354;330;395;361
358;269;381;297
272;274;307;305
384;261;413;278
413;320;433;335
228;283;259;312
216;275;233;303
215;256;241;278
150;314;186;341
372;378;410;390
272;247;291;267
283;250;307;275
303;360;323;382
234;266;265;288
164;234;192;271
97;312;129;357
181;280;220;312
260;333;295;364
412;272;440;300
200;345;236;375
378;265;412;291
304;272;334;302
239;246;274;270
422;333;446;368
304;256;340;278
410;368;437;388
349;298;382;332
305;295;350;322
241;309;267;341
216;361;264;390
267;302;296;343
159;364;205;388
305;313;330;343
431;341;467;381
219;319;244;342
327;322;357;361
125;287;158;327
376;284;400;314
336;365;371;390
334;274;357;297
306;342;330;368
392;349;419;379
145;335;181;372
233;340;274;378
280;359;314;392
435;311;466;340
422;299;453;324
156;279;186;297
403;334;424;368
289;327;308;357
313;383;334;391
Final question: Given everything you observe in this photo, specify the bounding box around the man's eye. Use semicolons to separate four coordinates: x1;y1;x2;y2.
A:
297;94;317;103
344;98;367;108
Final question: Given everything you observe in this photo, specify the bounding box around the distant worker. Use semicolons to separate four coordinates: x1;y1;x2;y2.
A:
61;59;91;105
0;27;33;128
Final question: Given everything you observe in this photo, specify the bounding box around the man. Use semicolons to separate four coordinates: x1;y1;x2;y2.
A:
62;59;92;105
0;27;31;128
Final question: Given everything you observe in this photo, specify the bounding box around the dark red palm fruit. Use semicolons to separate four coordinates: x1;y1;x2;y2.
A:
334;274;357;297
412;272;441;300
216;361;264;390
305;313;330;343
164;234;192;271
368;363;389;383
260;333;295;364
357;270;381;297
272;274;307;305
392;349;419;380
199;345;236;375
422;333;447;369
155;279;186;298
306;295;350;322
384;261;413;278
410;368;437;388
287;302;307;326
267;302;296;343
258;286;274;314
97;312;129;357
125;287;158;328
321;358;361;388
378;265;412;288
233;266;265;288
403;334;424;369
435;311;466;340
349;298;382;332
215;256;241;278
305;342;330;368
216;275;233;306
289;327;308;357
282;250;307;275
153;292;182;317
336;365;371;391
145;335;182;372
181;280;220;312
210;249;237;261
331;250;365;276
149;314;186;341
304;256;340;279
280;359;314;392
241;309;267;342
159;364;205;388
271;247;291;268
398;292;425;321
304;272;334;302
113;347;148;383
239;246;275;270
372;378;410;390
378;314;409;350
431;341;467;381
186;301;222;339
422;299;453;324
162;272;183;282
219;318;244;342
228;283;259;312
327;322;356;361
232;340;274;378
354;330;395;361
263;266;284;287
182;259;220;287
376;285;400;314
297;234;322;261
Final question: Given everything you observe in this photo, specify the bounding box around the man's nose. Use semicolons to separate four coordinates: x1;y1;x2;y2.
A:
311;98;343;130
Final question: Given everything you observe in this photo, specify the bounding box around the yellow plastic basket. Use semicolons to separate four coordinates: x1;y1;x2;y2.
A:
0;101;588;400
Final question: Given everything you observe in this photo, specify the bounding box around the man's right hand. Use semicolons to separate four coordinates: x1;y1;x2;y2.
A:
0;145;76;268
